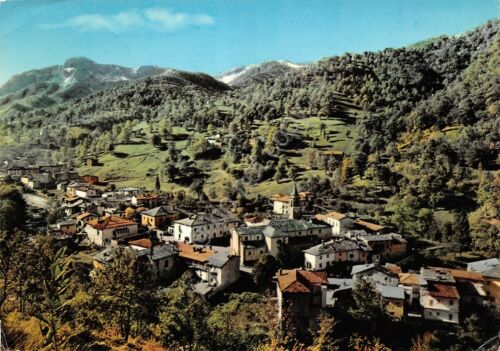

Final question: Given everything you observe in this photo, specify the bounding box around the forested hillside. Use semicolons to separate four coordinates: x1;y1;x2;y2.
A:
0;20;498;251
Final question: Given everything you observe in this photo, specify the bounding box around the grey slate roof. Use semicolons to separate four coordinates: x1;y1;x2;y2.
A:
360;233;407;243
175;210;239;227
236;219;328;239
141;206;174;217
303;239;371;256
484;265;500;279
467;258;500;273
94;244;177;264
236;226;267;236
351;263;376;275
376;284;405;299
206;251;234;268
421;267;455;283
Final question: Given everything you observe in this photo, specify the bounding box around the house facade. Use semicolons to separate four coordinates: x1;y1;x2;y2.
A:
131;194;162;207
140;206;178;229
357;233;407;260
85;216;139;246
271;184;312;219
173;211;239;243
128;238;178;278
419;268;460;324
303;239;371;270
276;269;327;337
175;242;240;296
231;219;331;266
314;211;353;235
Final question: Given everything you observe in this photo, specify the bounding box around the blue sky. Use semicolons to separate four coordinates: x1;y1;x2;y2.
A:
0;0;498;83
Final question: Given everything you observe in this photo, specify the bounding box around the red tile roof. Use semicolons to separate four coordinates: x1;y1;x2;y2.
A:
175;242;215;263
315;211;346;221
270;192;311;203
276;269;327;293
87;216;137;230
354;219;385;232
399;273;420;286
430;267;484;282
385;263;402;274
129;238;153;249
427;283;460;299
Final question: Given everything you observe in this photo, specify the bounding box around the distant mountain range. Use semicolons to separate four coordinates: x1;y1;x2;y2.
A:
0;57;308;101
0;57;227;114
0;57;171;98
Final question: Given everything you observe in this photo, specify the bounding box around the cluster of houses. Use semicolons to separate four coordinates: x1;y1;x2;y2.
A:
6;172;498;327
5;164;80;190
276;259;500;335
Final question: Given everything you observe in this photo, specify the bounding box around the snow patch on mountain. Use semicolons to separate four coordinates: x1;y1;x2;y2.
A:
218;64;258;84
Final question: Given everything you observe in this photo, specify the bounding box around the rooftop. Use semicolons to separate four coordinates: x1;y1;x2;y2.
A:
175;243;232;268
141;206;176;217
270;191;311;203
385;263;403;274
76;212;96;221
426;282;460;299
430;267;484;282
86;216;137;230
276;269;327;293
303;239;370;256
377;284;405;300
353;219;385;232
398;273;420;286
315;211;347;221
467;258;499;274
351;263;376;275
174;209;239;226
236;219;329;238
130;242;178;260
360;233;407;244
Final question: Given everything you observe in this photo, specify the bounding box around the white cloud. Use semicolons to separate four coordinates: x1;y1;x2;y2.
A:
145;8;214;30
41;8;214;32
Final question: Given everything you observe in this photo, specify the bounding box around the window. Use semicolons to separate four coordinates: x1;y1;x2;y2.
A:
349;254;354;258
429;300;434;306
319;263;322;268
449;300;453;306
449;314;453;321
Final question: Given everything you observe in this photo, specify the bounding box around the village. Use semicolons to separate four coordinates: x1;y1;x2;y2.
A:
2;162;498;340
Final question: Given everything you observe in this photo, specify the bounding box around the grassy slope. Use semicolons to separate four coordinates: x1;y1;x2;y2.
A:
78;113;359;198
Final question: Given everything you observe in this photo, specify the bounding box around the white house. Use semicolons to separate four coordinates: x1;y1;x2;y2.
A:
173;210;239;243
419;267;460;324
175;242;240;296
314;211;354;235
351;263;400;287
85;216;138;247
270;184;311;219
303;239;371;270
